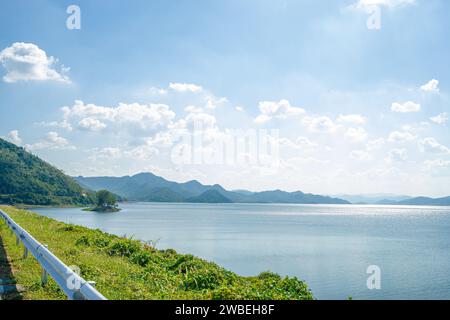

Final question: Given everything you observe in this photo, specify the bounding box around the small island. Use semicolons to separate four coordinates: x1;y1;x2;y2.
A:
84;190;121;212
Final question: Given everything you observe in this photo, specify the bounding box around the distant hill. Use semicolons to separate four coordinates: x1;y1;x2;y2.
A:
334;194;412;204
187;190;233;203
0;138;92;206
384;196;450;206
75;173;350;205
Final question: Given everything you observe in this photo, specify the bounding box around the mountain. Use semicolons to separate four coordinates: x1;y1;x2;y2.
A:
0;138;92;206
75;173;350;204
393;196;450;206
334;194;412;204
187;190;233;203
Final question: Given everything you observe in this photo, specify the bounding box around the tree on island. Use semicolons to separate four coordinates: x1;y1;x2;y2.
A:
93;190;119;212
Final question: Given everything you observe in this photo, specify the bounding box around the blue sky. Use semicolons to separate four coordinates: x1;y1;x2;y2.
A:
1;0;449;196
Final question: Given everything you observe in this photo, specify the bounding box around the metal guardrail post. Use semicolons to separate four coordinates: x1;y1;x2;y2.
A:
41;244;49;286
0;208;107;300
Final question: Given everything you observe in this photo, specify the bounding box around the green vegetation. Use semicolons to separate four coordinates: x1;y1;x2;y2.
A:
85;190;120;212
0;206;313;300
0;138;93;206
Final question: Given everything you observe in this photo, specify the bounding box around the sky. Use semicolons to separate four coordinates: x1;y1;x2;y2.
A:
1;0;449;197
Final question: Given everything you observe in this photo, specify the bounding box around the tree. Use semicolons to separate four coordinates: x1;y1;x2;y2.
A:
96;190;117;209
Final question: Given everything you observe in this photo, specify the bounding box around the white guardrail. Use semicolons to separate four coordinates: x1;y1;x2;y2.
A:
0;208;107;300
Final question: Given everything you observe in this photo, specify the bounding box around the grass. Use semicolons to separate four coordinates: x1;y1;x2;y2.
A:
0;205;313;300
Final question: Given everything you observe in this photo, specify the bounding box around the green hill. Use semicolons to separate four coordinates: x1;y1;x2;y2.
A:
0;138;92;206
187;189;233;203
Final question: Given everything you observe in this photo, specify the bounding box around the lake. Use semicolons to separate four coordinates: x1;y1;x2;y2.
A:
32;203;450;300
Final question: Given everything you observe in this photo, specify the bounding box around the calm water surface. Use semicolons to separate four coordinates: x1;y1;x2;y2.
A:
32;203;450;300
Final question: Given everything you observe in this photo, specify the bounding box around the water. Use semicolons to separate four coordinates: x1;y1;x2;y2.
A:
32;203;450;300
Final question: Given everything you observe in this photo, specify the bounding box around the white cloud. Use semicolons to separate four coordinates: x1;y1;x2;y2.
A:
345;127;368;142
337;114;367;125
391;101;421;113
146;86;168;95
418;137;450;154
184;112;217;130
388;131;416;143
89;147;122;160
254;100;305;124
62;100;176;132
420;79;440;93
204;96;227;110
296;136;318;149
301;116;338;133
386;148;408;162
184;105;204;114
235;106;244;112
0;42;70;83
169;82;203;93
37;119;73;131
269;136;317;151
350;150;371;161
366;138;385;150
78;118;107;131
7;130;22;145
430;113;448;125
424;159;450;169
125;145;160;160
25;132;74;151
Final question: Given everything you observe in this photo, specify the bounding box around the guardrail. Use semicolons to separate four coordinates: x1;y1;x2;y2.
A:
0;208;107;300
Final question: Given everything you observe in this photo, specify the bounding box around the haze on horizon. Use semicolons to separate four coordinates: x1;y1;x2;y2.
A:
1;0;449;198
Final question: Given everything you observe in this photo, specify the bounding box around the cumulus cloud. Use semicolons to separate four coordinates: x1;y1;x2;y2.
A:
184;105;204;114
301;116;338;133
169;82;203;93
430;113;448;125
295;136;318;149
345;127;368;142
424;159;450;169
388;131;416;143
7;130;22;145
391;101;421;113
62;100;176;132
418;138;450;154
89;147;122;161
350;150;371;161
0;42;70;83
386;148;408;163
25;132;73;151
254;100;305;124
420;79;440;93
78;118;107;131
366;138;385;150
337;114;367;125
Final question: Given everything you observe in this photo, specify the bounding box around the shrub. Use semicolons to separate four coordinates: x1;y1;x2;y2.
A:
258;271;282;281
131;250;152;267
75;235;90;246
108;238;141;257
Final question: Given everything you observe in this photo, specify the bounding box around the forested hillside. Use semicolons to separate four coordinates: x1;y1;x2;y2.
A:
0;138;92;205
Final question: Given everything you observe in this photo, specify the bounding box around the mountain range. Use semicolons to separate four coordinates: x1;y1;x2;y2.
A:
75;173;350;204
334;193;450;206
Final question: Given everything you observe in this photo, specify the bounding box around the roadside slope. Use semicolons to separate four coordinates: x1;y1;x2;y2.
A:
0;206;313;300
